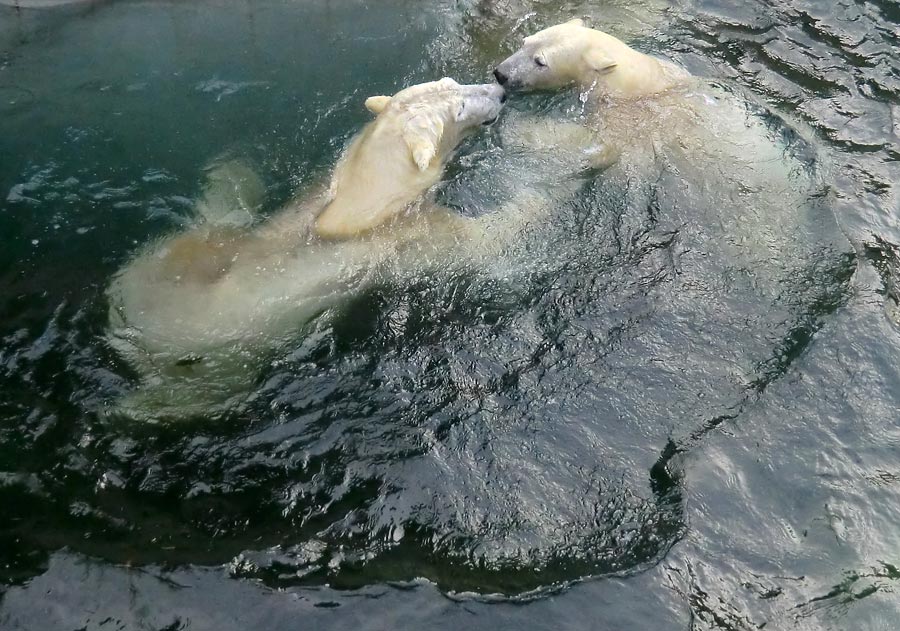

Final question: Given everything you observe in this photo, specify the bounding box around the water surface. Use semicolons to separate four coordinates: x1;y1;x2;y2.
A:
1;0;899;628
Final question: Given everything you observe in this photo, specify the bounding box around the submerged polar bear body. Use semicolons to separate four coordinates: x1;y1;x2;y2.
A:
108;79;506;419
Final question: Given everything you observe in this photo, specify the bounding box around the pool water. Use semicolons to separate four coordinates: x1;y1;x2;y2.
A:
1;0;899;629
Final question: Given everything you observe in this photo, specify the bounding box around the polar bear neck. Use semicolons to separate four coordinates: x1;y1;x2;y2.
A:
581;31;688;101
314;121;445;240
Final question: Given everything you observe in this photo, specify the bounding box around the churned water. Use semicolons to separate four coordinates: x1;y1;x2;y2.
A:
1;0;899;629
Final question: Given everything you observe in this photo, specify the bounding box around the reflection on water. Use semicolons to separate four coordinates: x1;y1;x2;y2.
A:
1;0;900;627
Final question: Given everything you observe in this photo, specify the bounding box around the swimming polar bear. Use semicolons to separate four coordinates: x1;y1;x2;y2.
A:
493;18;688;98
493;19;829;259
107;78;506;420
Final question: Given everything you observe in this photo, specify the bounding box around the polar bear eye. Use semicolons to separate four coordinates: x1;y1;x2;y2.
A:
534;55;548;68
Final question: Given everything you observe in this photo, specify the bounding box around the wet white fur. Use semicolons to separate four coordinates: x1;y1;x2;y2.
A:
107;79;517;419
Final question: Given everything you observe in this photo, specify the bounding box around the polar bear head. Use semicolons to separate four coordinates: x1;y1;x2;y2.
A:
315;78;506;239
363;77;506;171
493;19;686;99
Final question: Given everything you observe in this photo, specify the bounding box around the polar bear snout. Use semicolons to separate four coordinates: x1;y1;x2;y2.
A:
456;82;506;128
493;51;539;91
494;43;578;92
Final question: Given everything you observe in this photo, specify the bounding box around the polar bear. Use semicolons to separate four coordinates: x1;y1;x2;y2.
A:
492;18;688;99
107;78;505;420
491;18;693;174
314;79;506;238
492;19;830;258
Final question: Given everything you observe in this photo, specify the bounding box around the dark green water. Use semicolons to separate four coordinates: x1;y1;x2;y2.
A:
1;0;899;628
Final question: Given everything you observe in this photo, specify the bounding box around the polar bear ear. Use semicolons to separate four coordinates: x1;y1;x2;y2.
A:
583;48;618;74
408;138;436;171
565;18;585;27
365;95;392;115
403;114;444;171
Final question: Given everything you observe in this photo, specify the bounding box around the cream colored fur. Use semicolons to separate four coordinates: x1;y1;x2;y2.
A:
106;78;506;419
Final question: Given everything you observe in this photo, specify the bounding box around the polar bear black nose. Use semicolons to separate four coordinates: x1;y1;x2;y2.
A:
493;68;509;86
